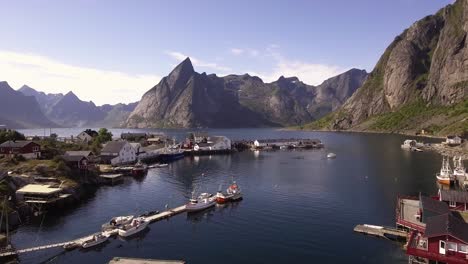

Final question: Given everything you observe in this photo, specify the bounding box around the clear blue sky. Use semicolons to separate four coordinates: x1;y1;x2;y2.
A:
0;0;454;104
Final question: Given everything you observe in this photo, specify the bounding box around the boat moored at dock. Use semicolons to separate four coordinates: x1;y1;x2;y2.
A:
118;217;149;237
102;215;134;231
186;193;216;212
436;156;453;185
132;161;148;176
81;233;108;248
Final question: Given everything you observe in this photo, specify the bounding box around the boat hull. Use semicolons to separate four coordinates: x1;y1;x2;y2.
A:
186;200;216;212
82;236;108;248
436;176;451;185
118;222;149;237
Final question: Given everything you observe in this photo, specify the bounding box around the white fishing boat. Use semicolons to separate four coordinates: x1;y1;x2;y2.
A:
436;156;453;185
186;192;216;212
102;215;134;231
453;156;467;177
118;217;149;237
327;153;336;159
81;233;108;248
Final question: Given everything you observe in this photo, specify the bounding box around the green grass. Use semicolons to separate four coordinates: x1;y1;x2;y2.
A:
369;99;468;133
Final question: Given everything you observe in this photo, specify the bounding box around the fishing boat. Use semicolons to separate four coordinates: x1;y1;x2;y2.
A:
216;181;242;203
81;233;108;248
132;160;148;176
101;215;134;231
327;153;336;159
118;217;149;237
453;156;467;177
436;156;453;185
186;193;216;212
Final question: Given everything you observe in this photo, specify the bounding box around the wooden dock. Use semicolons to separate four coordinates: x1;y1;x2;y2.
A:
0;204;188;257
354;224;408;240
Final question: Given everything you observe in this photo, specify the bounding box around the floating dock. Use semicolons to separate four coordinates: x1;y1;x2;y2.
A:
354;224;408;240
109;257;185;264
0;204;188;257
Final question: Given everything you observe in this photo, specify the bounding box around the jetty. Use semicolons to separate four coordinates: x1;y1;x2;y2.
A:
353;224;408;240
0;204;188;257
109;257;185;264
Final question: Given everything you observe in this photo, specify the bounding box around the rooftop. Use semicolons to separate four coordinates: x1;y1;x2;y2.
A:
425;213;468;243
101;141;128;154
16;184;62;195
420;195;449;215
0;140;36;148
64;151;94;157
439;189;468;203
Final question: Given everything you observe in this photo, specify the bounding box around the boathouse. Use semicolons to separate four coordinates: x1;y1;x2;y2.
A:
406;212;468;263
446;135;462;146
193;136;231;151
100;141;136;165
438;189;468;211
16;184;71;211
0;140;41;159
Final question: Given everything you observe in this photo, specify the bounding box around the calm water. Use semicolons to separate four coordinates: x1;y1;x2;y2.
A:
12;129;445;264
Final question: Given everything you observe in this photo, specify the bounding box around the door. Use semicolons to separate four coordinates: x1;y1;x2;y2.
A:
439;240;446;255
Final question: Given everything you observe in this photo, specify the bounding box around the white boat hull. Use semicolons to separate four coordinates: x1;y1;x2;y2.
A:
82;236;108;248
186;199;216;212
118;221;149;237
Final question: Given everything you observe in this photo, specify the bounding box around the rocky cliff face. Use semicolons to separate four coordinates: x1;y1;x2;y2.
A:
126;58;367;128
0;82;56;128
327;0;467;133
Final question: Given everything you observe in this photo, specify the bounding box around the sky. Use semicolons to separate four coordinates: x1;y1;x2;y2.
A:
0;0;454;105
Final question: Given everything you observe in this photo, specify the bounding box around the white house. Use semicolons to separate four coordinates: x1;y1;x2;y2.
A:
446;136;462;146
100;141;136;165
194;136;231;151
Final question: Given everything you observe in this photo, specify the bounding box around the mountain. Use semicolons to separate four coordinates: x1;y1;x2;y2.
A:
18;85;64;113
0;82;56;128
306;0;468;136
19;87;137;127
126;58;367;128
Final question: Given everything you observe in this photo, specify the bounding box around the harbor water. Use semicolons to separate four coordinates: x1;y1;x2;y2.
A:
12;129;445;264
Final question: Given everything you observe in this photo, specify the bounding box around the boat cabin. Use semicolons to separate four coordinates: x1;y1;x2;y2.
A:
438;189;468;211
406;212;468;263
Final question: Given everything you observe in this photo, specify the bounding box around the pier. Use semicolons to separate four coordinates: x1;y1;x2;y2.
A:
0;204;188;257
353;224;408;240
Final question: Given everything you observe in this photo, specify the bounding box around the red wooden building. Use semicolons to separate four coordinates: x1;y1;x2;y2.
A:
0;140;41;159
438;189;468;211
407;212;468;263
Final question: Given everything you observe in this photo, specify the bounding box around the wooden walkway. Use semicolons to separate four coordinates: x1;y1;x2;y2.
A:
0;204;188;257
354;224;408;240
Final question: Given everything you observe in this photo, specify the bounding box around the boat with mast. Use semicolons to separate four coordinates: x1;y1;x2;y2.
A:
186;173;216;212
453;156;466;177
436;156;453;185
118;217;149;237
216;179;243;203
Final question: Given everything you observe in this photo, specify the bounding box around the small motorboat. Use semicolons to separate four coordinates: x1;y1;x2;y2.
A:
132;161;148;176
81;233;108;248
118;217;149;237
102;215;134;231
186;193;216;212
327;153;336;159
410;147;423;152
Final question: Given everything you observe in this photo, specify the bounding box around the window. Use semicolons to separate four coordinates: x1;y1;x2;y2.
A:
460;244;468;254
449;201;457;207
447;242;457;251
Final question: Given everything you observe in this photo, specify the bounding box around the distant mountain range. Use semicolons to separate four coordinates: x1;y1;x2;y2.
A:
126;58;367;128
17;85;137;128
304;0;467;136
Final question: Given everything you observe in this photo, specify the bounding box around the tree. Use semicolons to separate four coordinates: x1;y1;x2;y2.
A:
0;130;25;144
97;128;113;143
